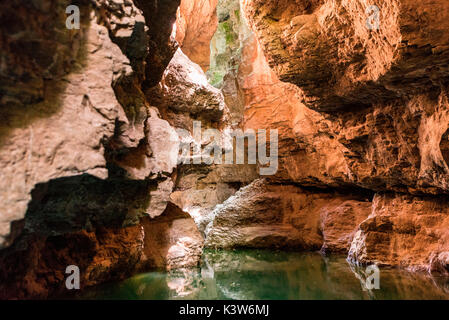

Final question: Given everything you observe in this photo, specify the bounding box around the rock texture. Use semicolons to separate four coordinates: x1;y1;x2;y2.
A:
241;0;449;112
0;202;203;299
147;48;226;128
175;0;449;277
175;0;218;71
147;41;260;234
204;179;372;251
348;193;449;273
238;0;449;273
1;3;131;249
0;0;204;299
3;0;449;299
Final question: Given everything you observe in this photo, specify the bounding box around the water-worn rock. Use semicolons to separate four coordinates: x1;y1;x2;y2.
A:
0;8;131;248
204;179;372;251
0;0;202;299
348;193;449;273
170;164;259;232
112;108;180;181
138;202;204;271
134;0;181;88
147;49;226;128
238;30;350;187
237;0;449;274
0;202;203;299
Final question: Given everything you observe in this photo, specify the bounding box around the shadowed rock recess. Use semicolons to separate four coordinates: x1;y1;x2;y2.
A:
1;0;449;298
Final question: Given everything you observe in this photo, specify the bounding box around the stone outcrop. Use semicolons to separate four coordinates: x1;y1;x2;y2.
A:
241;0;449;112
146;38;260;234
170;163;259;233
137;202;204;271
1;3;131;249
0;202;203;299
204;179;372;251
175;0;218;71
147;48;227;128
348;193;449;273
3;0;449;299
237;0;449;274
0;0;203;299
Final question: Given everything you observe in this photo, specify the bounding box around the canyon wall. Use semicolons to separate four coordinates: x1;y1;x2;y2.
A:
0;0;207;299
235;0;449;272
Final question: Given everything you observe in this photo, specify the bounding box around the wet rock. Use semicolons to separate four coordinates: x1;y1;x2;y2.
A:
242;0;449;112
175;0;218;71
204;179;371;251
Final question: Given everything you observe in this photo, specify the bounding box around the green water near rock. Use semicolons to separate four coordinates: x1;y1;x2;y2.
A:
78;249;449;300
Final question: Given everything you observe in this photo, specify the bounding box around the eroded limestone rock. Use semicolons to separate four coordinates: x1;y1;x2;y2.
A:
0;202;203;299
175;0;218;71
348;193;449;273
204;179;372;251
242;0;449;112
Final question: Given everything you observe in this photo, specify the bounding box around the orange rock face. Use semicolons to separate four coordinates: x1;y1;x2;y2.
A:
348;193;449;273
242;0;449;112
238;32;349;187
175;0;218;71
0;203;203;299
204;179;372;252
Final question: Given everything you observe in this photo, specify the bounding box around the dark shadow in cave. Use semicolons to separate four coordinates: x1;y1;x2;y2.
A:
0;173;157;298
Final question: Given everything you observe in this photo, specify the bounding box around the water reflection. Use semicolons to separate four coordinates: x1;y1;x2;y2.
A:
79;249;449;300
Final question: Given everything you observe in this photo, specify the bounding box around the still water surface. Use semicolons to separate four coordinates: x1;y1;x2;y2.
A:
79;249;449;300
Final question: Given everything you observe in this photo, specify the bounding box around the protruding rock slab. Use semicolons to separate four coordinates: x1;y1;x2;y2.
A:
204;179;372;251
348;193;449;273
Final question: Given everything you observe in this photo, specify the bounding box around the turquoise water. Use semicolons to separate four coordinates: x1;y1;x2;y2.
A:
78;249;449;300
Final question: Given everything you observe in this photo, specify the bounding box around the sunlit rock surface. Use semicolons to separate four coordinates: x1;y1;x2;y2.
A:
80;250;449;300
204;179;372;251
175;0;218;71
0;201;203;299
0;6;130;248
241;0;449;112
0;0;202;299
238;0;449;273
3;0;449;299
